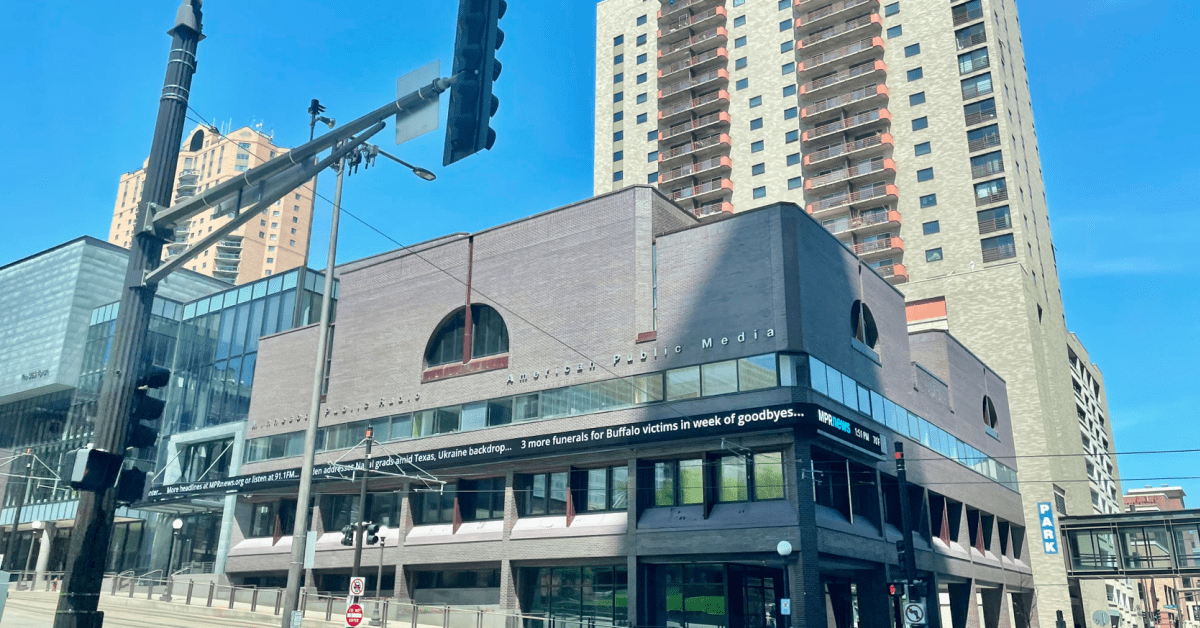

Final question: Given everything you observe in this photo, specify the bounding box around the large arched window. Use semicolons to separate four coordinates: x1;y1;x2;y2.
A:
188;129;205;152
850;300;879;349
424;304;509;368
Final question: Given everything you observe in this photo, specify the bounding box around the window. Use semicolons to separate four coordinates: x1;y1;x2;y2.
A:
613;171;624;182
753;186;766;199
779;19;790;31
266;257;275;263
904;43;921;57
614;35;624;46
907;67;923;81
778;0;790;9
959;48;990;75
752;163;766;175
459;477;506;521
751;140;764;152
785;130;799;143
970;151;1004;178
637;73;647;84
736;78;749;90
613;92;623;103
636;93;647;104
914;142;931;156
782;84;796;97
734;15;746;27
749;96;762;108
781;41;793;53
425;304;510;368
647;151;658;162
614;73;623;84
735;36;747;48
786;153;800;166
637;53;647;64
636;113;647;124
613;131;624;142
637;14;647;26
974;178;1008;204
981;233;1016;261
983;395;998;428
917;167;934;181
782;62;796;74
964;97;996;125
967;124;1000;151
961;72;993;99
912;116;928;131
613;111;623;122
923;221;940;235
788;176;803;190
736;57;748;70
412;485;458;525
648;130;658;141
850;300;878;348
750;118;764;130
614;53;624;64
733;0;744;5
654;459;703;506
636;34;647;46
292;216;298;223
884;2;899;16
925;248;943;262
613;151;623;162
887;25;903;38
956;23;986;50
909;92;925;106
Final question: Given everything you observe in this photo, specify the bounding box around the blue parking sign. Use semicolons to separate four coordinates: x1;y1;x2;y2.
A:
1038;502;1058;554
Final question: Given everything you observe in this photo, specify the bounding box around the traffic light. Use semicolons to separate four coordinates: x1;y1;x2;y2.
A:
69;448;123;493
1154;610;1161;623
443;0;506;166
308;99;325;117
127;366;170;450
895;538;908;569
365;522;381;546
115;467;148;504
341;525;355;547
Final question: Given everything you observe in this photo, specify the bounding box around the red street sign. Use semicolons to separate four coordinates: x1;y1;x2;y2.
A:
346;603;364;627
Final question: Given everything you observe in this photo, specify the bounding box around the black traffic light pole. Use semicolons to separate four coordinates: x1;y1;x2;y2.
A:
53;3;203;628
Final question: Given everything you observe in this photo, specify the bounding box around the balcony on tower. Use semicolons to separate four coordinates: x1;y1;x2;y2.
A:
659;90;731;121
821;208;901;238
658;0;724;20
658;68;730;99
800;60;887;96
801;84;889;119
874;262;908;284
798;14;882;52
803;108;890;142
850;235;904;259
794;0;879;30
659;133;733;165
694;200;735;218
805;158;896;191
659;6;727;40
659;111;733;143
806;182;898;216
658;27;729;63
659;47;729;80
799;37;885;77
658;155;733;185
668;177;734;204
804;133;893;167
174;168;200;203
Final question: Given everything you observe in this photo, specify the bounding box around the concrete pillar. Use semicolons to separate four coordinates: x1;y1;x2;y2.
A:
33;524;53;587
792;441;826;628
499;559;519;614
214;493;237;574
855;569;891;628
393;485;414;601
948;580;979;628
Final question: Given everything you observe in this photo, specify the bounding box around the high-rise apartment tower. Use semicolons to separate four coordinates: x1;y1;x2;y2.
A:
109;124;316;284
594;0;1125;625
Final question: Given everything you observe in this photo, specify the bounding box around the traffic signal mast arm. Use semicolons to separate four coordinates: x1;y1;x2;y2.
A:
142;121;386;286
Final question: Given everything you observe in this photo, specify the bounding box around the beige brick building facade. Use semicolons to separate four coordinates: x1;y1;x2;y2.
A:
594;0;1125;625
109;124;315;285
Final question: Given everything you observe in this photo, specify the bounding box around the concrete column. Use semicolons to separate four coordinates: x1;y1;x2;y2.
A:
499;559;519;614
393;485;414;601
791;440;826;628
855;569;891;628
981;585;1010;628
33;524;53;587
947;580;978;628
214;493;237;575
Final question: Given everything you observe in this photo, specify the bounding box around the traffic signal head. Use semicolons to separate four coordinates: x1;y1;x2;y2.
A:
127;366;170;450
69;448;123;493
309;99;326;116
341;525;355;547
115;467;148;504
443;0;506;166
365;522;381;546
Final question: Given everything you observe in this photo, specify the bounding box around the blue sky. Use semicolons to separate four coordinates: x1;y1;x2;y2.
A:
1;1;1197;499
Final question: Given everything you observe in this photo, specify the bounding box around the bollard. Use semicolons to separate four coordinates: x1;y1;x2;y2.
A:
301;589;308;616
229;586;236;609
444;605;451;628
207;581;215;607
275;589;283;615
411;604;418;628
129;576;135;598
326;596;334;622
251;587;259;612
186;580;194;605
111;576;118;596
478;608;484;628
148;580;155;600
382;599;389;628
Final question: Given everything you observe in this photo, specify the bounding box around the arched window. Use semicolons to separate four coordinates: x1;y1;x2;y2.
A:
188;129;205;152
424;304;509;368
850;300;879;349
982;396;998;429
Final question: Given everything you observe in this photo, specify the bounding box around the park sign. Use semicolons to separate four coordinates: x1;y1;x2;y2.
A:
142;403;884;502
1038;502;1059;554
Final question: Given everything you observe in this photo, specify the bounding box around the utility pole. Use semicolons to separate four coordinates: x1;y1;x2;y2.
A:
4;449;31;572
54;3;202;627
352;426;374;578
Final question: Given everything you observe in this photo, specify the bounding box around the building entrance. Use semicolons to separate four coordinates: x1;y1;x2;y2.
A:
649;563;784;628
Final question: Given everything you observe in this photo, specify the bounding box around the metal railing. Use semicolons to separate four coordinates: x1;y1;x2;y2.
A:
874;263;903;279
216;239;243;248
823;209;894;235
803;0;873;24
956;30;987;50
803;37;877;70
971;158;1004;179
977;215;1012;235
806;158;887;188
982;242;1016;262
964;107;997;126
804;60;881;93
807;109;882;140
952;5;985;25
660;27;724;56
959;55;990;75
851;237;897;255
659;133;726;160
661;112;726;140
806;84;881;116
806;133;884;163
660;47;724;77
801;14;874;48
663;6;722;36
961;80;993;101
661;0;706;18
695;201;729;217
811;182;891;212
661;68;725;97
670;178;727;200
975;187;1008;206
967;133;1001;152
659;90;725;117
660;156;726;181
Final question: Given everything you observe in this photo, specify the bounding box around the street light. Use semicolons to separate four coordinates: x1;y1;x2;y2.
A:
776;540;793;628
162;518;184;602
364;145;436;181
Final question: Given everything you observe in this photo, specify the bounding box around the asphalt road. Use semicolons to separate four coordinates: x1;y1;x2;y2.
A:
1;593;282;628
